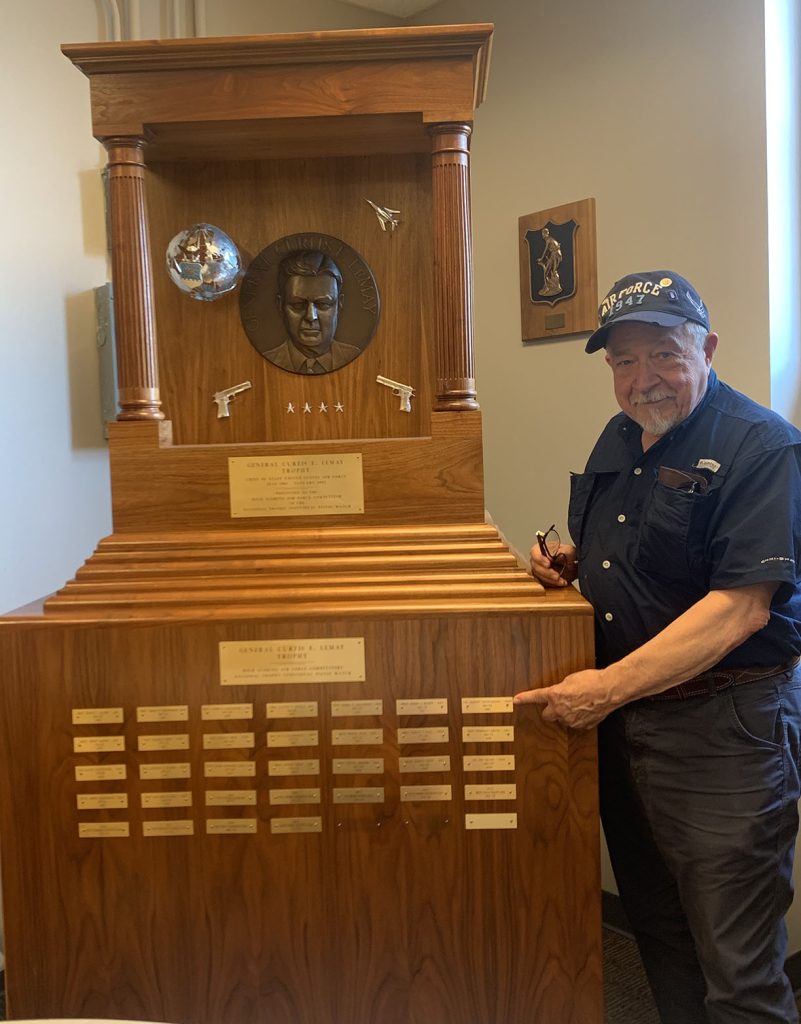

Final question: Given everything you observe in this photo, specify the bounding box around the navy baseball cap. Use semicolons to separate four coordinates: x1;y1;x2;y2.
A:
585;270;710;353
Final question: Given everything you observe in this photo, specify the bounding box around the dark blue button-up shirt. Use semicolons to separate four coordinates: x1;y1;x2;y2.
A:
569;371;801;668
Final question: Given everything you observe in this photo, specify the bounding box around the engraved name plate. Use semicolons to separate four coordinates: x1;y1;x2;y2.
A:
266;701;319;719
269;788;321;805
138;734;189;752
331;699;383;717
202;703;253;721
462;726;515;743
143;820;194;837
203;732;255;750
465;813;518;830
72;707;123;725
465;784;517;801
396;698;448;716
397;727;449;744
205;790;257;806
205;761;256;778
399;756;451;773
268;759;320;776
331;728;382;746
229;453;365;518
463;755;515;772
271;816;322;834
206;818;257;835
141;791;192;808
74;736;125;753
76;764;126;782
267;731;319;748
79;822;130;838
140;763;191;780
137;705;189;723
461;697;514;714
77;793;128;810
221;638;365;686
401;785;452;802
333;758;384;774
333;787;384;804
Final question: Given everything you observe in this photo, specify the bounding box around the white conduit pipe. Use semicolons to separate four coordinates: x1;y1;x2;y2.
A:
127;0;141;39
102;0;122;41
192;0;207;38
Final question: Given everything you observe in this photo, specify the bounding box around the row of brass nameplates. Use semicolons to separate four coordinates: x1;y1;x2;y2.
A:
228;453;365;519
220;638;366;686
79;815;519;836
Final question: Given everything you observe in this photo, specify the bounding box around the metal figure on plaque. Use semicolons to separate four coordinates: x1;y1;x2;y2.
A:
239;234;380;375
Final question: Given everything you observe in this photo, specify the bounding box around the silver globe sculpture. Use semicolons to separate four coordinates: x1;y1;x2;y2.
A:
166;223;242;301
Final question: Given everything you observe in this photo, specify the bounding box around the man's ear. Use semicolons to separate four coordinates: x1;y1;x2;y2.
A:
276;294;284;314
703;332;719;366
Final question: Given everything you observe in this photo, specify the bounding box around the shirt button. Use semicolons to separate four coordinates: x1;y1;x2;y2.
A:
604;612;614;622
617;514;626;523
633;467;643;476
602;560;611;569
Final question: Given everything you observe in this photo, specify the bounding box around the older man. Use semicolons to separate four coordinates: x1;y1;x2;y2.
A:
515;270;801;1023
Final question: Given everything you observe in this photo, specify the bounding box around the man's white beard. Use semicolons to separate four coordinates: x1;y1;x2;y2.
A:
632;390;680;436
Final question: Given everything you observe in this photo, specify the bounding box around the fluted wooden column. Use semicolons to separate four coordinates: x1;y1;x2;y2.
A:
430;123;479;411
103;137;164;421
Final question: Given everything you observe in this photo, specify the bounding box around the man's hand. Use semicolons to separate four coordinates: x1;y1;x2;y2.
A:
513;669;619;730
529;539;578;588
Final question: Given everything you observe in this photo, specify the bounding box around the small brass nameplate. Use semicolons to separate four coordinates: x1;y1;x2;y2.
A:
205;761;256;778
465;813;518;830
333;758;384;774
74;736;125;753
399;756;450;773
268;759;320;776
138;734;189;752
331;699;383;717
397;727;449;744
137;705;188;723
140;763;191;780
267;730;319;748
76;764;126;782
206;818;257;835
141;791;192;808
331;728;382;746
143;820;194;837
266;701;319;719
229;453;365;518
79;822;130;839
77;793;128;810
203;732;255;750
396;698;448;716
465;784;517;801
220;638;365;686
461;697;514;714
72;707;123;725
462;726;515;743
205;790;257;806
333;787;384;804
271;816;322;834
269;788;321;805
401;785;452;802
463;755;515;772
202;703;253;721
544;313;566;330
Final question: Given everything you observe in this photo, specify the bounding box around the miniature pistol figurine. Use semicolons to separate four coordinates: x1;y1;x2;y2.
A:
376;375;414;412
213;380;252;418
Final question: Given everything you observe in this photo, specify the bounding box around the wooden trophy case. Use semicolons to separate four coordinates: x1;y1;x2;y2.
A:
0;25;601;1024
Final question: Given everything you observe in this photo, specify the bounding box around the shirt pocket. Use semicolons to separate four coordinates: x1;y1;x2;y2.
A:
567;471;597;549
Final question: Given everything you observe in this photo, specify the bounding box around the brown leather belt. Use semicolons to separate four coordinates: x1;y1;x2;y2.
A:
649;658;800;701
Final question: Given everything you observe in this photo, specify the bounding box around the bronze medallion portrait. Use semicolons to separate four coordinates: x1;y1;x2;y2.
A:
239;233;381;375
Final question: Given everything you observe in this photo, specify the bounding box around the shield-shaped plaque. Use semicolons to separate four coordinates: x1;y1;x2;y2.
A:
524;219;577;307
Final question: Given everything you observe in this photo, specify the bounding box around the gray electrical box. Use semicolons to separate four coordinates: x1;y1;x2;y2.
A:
94;282;118;439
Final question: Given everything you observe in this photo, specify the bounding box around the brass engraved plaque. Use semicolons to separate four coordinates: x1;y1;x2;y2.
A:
397;727;449;744
138;734;189;752
463;755;515;772
76;764;126;782
79;822;130;839
269;759;320;776
137;705;189;723
229;454;365;518
331;728;382;746
141;791;192;808
140;763;191;780
266;701;319;719
333;758;384;774
205;790;257;806
396;698;448;715
72;707;123;725
461;697;514;714
462;726;515;743
205;761;256;777
465;813;518;830
269;788;321;805
74;736;125;753
401;785;452;802
331;699;383;717
202;732;255;750
399;756;450;773
77;793;128;810
271;816;323;834
143;820;194;837
206;819;257;835
202;703;253;721
267;730;319;748
333;787;384;804
221;638;365;686
465;784;517;801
